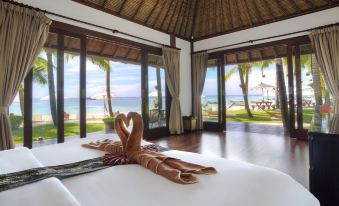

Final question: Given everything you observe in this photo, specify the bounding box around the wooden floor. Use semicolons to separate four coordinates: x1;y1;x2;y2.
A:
150;123;310;189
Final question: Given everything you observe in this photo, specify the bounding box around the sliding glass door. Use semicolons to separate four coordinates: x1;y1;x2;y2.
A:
142;52;170;138
202;58;225;131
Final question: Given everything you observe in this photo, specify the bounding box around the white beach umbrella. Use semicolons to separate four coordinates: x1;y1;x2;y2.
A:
252;82;275;101
149;90;165;97
90;92;116;100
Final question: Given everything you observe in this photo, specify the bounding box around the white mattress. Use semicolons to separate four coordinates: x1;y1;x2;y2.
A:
0;148;81;206
1;136;319;206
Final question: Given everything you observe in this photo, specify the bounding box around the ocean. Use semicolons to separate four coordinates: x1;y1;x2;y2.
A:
9;95;272;116
9;97;164;116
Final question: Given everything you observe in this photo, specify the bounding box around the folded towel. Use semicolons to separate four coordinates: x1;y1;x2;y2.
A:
82;112;217;184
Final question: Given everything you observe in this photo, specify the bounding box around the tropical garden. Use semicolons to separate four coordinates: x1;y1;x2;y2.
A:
204;54;329;130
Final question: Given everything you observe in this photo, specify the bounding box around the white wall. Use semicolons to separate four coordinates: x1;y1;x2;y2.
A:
19;0;192;115
194;7;339;52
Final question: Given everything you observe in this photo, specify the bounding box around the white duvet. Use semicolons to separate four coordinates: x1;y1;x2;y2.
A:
0;136;319;206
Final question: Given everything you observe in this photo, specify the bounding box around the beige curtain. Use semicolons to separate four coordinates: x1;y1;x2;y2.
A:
309;26;339;134
0;2;51;150
192;52;208;129
162;46;183;134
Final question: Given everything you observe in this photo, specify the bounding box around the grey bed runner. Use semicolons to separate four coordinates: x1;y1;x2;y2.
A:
0;144;168;192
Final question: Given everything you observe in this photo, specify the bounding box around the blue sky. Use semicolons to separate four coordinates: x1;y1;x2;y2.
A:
31;55;166;99
28;54;312;100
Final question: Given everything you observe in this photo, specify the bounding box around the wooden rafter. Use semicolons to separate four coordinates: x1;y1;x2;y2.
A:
131;0;144;20
240;0;253;25
152;0;168;27
183;0;194;38
234;0;244;27
102;0;109;8
159;0;175;29
124;48;131;58
287;0;301;12
178;0;190;35
261;0;276;20
145;0;160;24
166;0;181;31
118;0;128;14
275;0;288;15
219;0;225;31
226;0;234;28
99;42;107;55
303;0;315;9
112;46;119;57
193;0;200;38
250;0;263;22
171;0;185;33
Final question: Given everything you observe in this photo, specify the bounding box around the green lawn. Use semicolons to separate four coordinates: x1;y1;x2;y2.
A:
13;123;104;144
204;108;315;124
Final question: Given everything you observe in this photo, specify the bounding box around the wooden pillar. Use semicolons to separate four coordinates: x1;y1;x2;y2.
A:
23;71;32;149
190;41;194;116
57;34;64;143
141;50;148;129
220;56;226;131
170;34;176;47
287;45;295;132
80;36;87;138
295;45;303;130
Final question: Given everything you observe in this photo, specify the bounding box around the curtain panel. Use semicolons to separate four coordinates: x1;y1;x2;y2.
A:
0;2;51;150
309;26;339;134
192;52;208;129
162;46;183;134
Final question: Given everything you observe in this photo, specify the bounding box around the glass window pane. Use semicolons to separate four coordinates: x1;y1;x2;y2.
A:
202;66;219;122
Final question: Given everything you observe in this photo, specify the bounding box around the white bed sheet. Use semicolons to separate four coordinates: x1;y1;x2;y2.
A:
0;148;81;206
30;136;319;206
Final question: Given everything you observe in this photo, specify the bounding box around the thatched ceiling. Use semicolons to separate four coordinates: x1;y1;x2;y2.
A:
72;0;339;41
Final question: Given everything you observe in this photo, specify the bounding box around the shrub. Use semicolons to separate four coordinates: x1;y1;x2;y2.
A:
10;115;23;130
102;116;115;124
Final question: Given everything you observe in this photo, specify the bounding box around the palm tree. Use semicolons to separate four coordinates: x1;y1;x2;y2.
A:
19;56;48;115
90;56;114;117
225;64;253;118
156;67;163;111
276;58;290;131
238;63;253;118
46;50;57;126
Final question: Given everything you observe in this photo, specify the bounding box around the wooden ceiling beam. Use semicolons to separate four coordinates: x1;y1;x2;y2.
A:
159;0;176;29
99;42;107;55
226;0;234;29
191;0;200;39
234;0;245;27
118;0;128;14
112;46;119;57
275;1;288;15
287;0;301;12
184;0;195;38
102;0;109;8
250;0;263;22
165;0;181;31
240;0;253;25
152;0;169;27
132;0;144;20
219;0;225;32
178;0;190;36
145;0;160;24
261;0;276;20
171;0;185;33
303;0;315;9
124;48;131;58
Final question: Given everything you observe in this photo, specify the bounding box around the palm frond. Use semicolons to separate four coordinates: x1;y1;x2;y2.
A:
90;56;111;72
225;67;237;82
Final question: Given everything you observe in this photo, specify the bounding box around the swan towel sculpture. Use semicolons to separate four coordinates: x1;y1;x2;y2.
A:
82;112;217;184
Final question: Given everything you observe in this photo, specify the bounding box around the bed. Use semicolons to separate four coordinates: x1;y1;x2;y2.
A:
0;135;319;206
